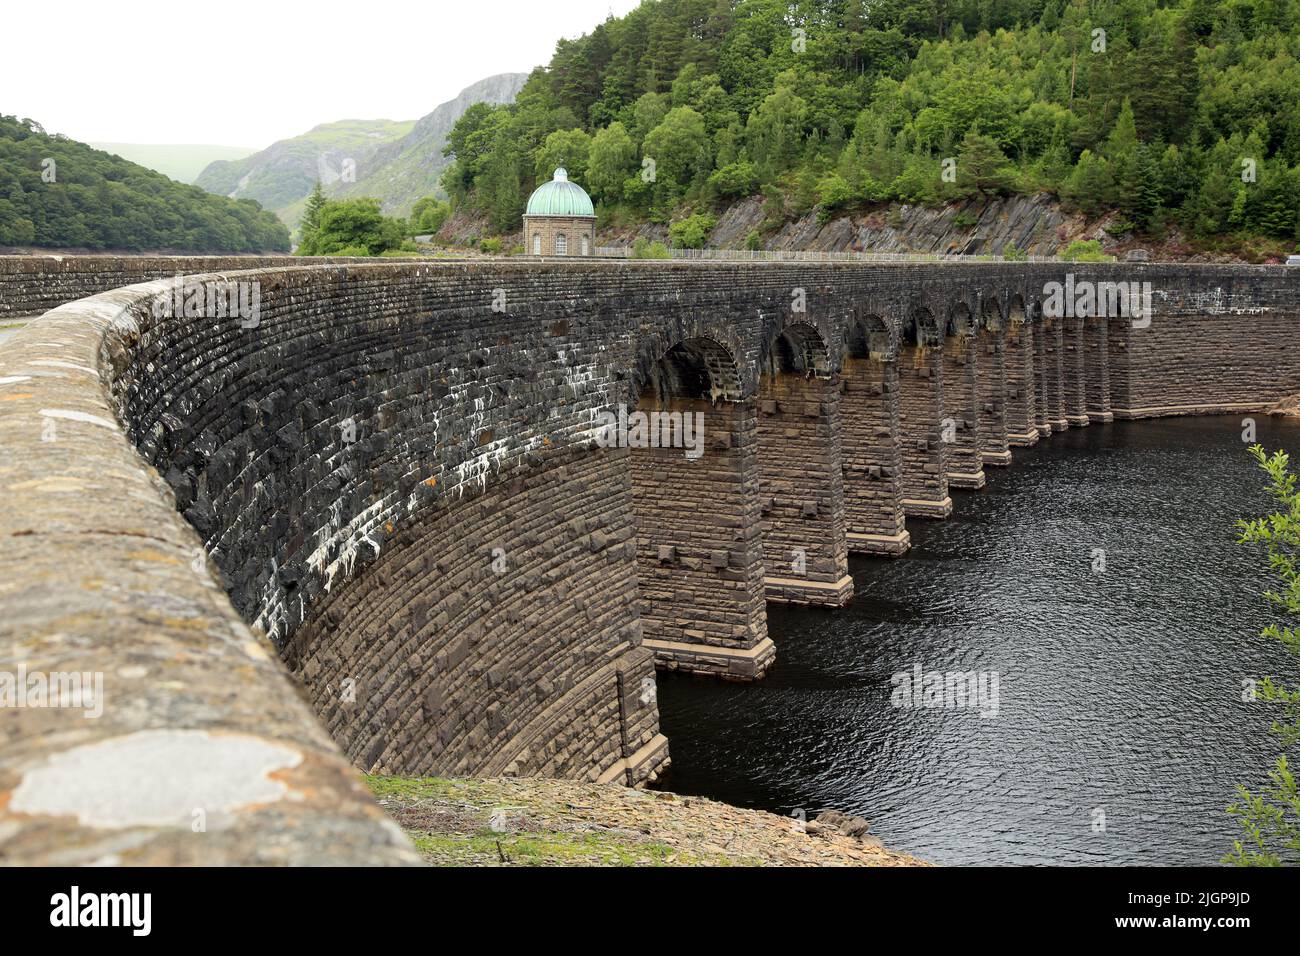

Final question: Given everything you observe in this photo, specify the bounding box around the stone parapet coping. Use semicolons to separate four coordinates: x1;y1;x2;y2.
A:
0;277;419;865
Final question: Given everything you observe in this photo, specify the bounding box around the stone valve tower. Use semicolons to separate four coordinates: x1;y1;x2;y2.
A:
523;167;596;257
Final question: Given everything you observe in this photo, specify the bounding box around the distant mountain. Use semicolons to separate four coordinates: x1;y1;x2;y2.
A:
193;74;529;234
335;73;529;218
90;143;256;183
0;115;289;253
194;119;415;226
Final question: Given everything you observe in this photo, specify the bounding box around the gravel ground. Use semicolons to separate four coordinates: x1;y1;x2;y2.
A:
368;775;928;867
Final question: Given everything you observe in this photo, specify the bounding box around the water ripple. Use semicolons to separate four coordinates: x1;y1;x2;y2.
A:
654;416;1300;865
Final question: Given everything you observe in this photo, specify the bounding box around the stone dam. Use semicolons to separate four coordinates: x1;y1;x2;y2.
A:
0;255;1297;864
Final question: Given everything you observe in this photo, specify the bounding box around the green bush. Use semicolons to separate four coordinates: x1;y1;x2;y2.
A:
410;196;451;235
816;172;857;223
1059;239;1115;262
668;212;716;249
744;229;762;251
708;161;761;199
296;197;408;256
630;237;671;259
480;236;503;254
1002;243;1028;261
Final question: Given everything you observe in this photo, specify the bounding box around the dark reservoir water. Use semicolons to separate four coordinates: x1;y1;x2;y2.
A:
654;415;1300;865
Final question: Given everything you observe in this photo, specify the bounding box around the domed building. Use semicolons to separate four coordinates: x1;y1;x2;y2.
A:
523;168;596;257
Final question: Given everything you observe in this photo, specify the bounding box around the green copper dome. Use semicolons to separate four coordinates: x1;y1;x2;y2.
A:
525;168;595;217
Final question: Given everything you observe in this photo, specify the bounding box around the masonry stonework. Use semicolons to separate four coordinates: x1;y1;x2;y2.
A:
523;216;596;257
840;356;910;556
942;335;987;490
757;370;853;605
1004;317;1039;446
1064;316;1091;426
4;256;1299;864
977;327;1011;466
897;343;953;518
1085;318;1113;423
631;396;773;679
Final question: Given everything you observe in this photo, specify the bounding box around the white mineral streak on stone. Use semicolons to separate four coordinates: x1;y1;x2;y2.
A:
443;388;512;499
9;730;302;829
38;408;118;429
0;376;32;386
303;498;387;596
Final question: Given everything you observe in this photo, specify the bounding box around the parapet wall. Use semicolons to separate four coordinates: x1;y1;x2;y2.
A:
0;254;417;318
1;256;1297;865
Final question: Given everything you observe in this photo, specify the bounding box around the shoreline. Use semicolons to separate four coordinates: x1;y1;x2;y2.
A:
368;775;928;867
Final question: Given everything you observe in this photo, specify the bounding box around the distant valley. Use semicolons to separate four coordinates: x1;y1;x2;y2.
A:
89;143;256;184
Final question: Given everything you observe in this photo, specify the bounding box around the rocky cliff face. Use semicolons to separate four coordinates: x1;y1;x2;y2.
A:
599;193;1107;257
194;119;414;223
716;193;1092;255
338;73;529;217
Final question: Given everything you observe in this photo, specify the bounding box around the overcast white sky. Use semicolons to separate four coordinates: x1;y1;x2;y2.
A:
3;0;641;148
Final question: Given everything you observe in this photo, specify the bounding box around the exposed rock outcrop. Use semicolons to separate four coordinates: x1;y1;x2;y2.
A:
1266;394;1300;419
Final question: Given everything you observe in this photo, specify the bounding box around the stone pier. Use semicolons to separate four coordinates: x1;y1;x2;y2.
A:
1031;317;1053;438
897;339;953;518
756;328;853;606
1043;319;1069;432
632;385;773;680
942;330;987;489
1086;318;1114;423
1064;316;1090;426
977;324;1011;465
840;352;910;557
1004;310;1039;446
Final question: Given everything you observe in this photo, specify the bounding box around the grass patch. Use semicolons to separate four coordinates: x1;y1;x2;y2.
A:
412;830;702;867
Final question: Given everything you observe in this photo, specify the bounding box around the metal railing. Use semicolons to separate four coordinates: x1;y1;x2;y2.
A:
595;246;1060;263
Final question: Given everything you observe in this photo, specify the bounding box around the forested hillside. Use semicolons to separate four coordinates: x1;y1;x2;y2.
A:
0;116;290;252
443;0;1300;251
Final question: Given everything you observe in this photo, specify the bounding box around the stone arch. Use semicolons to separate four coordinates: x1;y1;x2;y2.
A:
947;300;976;339
902;305;942;348
764;319;832;378
982;294;1005;332
845;311;898;363
1008;292;1028;327
638;335;745;404
632;315;752;402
